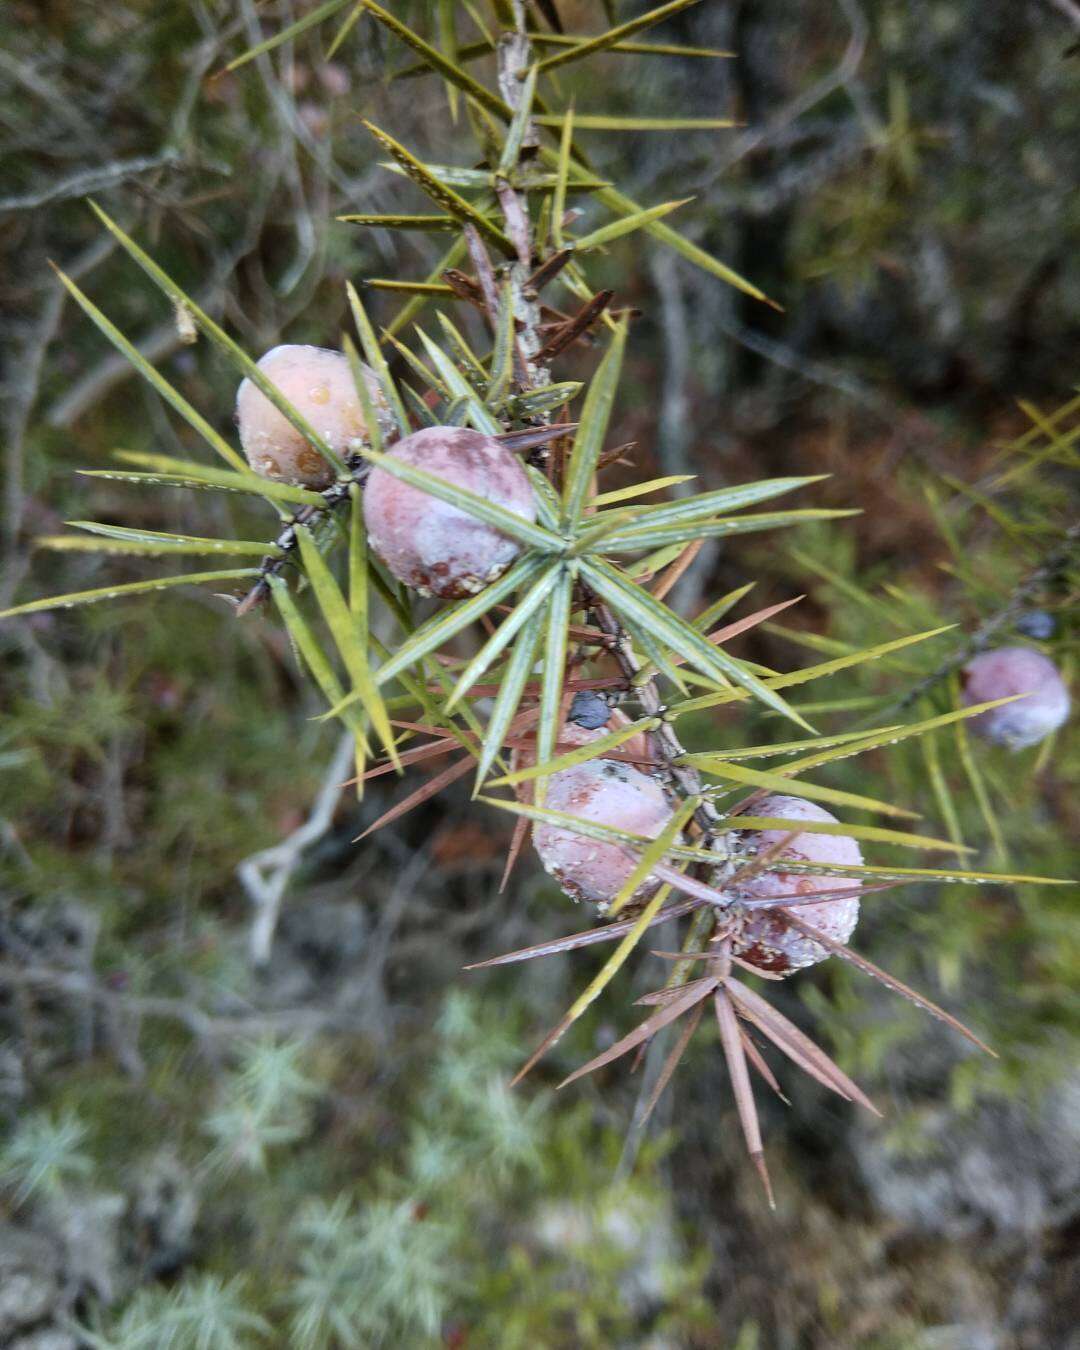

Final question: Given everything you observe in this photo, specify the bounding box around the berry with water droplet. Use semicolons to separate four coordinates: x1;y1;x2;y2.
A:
363;426;537;599
732;794;862;975
960;646;1070;750
236;344;386;489
533;759;673;909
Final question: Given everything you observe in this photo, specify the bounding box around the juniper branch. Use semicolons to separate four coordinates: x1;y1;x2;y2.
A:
489;14;732;1163
234;476;359;616
238;728;357;965
490;13;725;848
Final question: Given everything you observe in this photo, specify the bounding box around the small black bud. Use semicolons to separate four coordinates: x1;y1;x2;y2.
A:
1015;610;1055;640
569;689;610;730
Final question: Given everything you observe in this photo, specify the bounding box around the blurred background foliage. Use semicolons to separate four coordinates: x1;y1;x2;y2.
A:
1;1;1078;1346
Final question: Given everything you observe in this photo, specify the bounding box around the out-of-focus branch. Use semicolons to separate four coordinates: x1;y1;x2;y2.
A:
238;730;356;966
2;236;116;613
1044;0;1080;32
708;0;874;184
0;150;184;215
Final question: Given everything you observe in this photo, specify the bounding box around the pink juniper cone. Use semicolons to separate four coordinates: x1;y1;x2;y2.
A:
960;646;1070;750
533;760;674;909
236;344;386;489
733;794;863;975
363;426;537;599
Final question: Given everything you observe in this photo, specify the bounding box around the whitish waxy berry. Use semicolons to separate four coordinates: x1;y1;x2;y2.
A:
533;760;673;909
363;427;537;599
236;344;386;488
960;646;1070;750
732;794;862;975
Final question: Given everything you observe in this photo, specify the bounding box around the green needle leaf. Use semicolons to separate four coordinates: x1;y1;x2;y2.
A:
327;0;365;57
348;483;369;653
920;730;967;864
536;115;737;131
691;582;756;631
537;145;774;304
533;565;575;805
499;63;539;175
393;33;734;75
670;626;957;718
489;715;659;787
487;281;516;403
224;0;353;71
953;699;1009;866
562;319;627;528
567;509;638;556
0;570;259;621
437;312;488;387
82;451;326;507
592;475;696;507
338;213;463;230
775;861;1070;887
365;279;457;297
552;106;575;249
687;756;920;821
295;526;399;770
600;508;858;552
445;565;562;712
581;558;813;730
625;476;828;528
437;0;460;120
689;727;894;763
572;197;693;252
358;0;511;122
720;815;973;856
87;203;348;477
362;121;516;259
414;328;503;435
618;611;692;694
532;0;704;74
268;576;369;747
778;698;1028;776
37;532;278;559
473;605;546;793
345;281;412;436
49;264;248;473
372;553;549;691
382;330;448;397
342;334;384;457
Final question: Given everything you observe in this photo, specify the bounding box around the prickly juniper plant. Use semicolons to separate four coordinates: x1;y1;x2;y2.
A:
2;0;1073;1203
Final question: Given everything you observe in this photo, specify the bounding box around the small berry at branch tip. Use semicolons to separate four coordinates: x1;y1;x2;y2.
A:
236;345;387;489
731;795;862;976
961;646;1070;750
